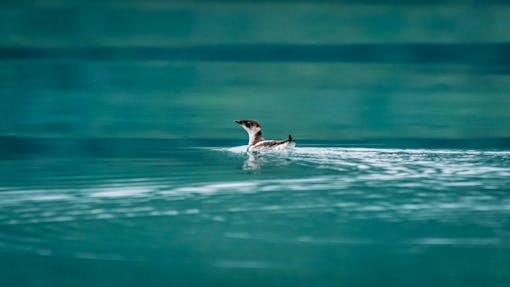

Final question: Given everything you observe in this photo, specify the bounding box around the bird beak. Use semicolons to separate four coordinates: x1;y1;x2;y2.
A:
234;120;242;124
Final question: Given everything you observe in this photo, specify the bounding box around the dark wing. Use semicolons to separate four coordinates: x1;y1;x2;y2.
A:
255;135;294;148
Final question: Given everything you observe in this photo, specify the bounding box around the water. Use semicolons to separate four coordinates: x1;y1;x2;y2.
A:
2;1;510;286
1;138;510;286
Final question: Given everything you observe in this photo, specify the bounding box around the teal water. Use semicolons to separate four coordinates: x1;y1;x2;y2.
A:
1;138;510;286
2;1;510;286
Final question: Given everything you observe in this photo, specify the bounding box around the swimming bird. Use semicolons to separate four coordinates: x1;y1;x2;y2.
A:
234;120;295;152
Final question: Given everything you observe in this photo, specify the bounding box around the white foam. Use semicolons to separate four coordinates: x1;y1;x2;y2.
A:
169;181;259;195
89;186;152;198
27;194;73;202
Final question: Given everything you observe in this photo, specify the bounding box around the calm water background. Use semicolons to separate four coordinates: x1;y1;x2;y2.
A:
1;1;510;286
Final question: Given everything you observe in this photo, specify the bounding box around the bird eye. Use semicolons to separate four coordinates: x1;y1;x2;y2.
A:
246;123;252;127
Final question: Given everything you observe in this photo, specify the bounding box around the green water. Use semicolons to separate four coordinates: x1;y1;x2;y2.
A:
2;1;510;286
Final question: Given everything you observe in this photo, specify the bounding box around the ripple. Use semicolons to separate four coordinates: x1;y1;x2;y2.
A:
168;181;259;195
214;260;285;269
73;252;125;261
409;238;504;246
0;144;509;274
89;186;153;198
1;169;510;226
1;147;509;234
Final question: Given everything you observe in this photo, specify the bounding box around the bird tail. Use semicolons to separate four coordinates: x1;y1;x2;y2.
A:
288;135;294;142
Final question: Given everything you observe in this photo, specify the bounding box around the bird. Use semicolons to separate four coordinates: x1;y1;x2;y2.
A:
234;120;295;152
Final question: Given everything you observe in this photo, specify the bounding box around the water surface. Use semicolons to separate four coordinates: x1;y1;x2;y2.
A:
1;138;510;286
2;1;510;286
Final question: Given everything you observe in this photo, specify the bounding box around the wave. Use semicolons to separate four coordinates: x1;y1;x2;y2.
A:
213;146;510;176
0;145;509;261
1;145;509;227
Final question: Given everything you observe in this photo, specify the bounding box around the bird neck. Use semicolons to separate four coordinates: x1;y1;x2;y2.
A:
249;131;264;146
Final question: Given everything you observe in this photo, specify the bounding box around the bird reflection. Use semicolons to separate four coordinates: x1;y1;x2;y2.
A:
243;152;262;171
242;151;294;171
